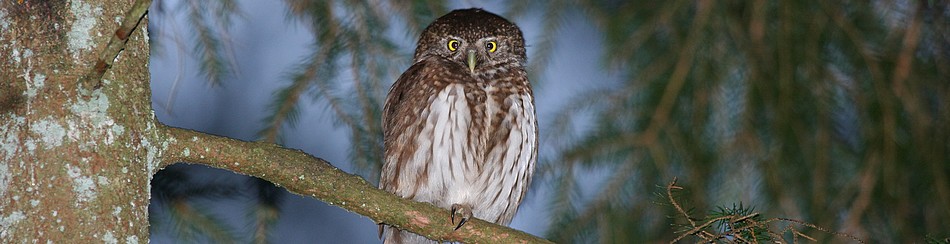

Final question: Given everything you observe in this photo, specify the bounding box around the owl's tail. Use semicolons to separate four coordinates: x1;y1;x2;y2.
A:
380;225;438;244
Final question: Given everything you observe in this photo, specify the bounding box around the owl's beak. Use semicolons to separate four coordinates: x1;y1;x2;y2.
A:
467;50;477;73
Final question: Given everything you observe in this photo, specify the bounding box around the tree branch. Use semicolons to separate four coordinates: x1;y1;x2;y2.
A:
79;0;151;90
159;126;551;243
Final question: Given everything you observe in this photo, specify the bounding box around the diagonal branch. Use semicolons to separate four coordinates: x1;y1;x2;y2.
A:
79;0;151;90
160;126;553;244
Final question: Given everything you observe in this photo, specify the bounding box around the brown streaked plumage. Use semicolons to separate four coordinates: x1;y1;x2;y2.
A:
378;8;537;244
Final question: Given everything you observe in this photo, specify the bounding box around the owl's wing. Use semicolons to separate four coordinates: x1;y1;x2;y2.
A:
379;60;437;192
382;61;429;136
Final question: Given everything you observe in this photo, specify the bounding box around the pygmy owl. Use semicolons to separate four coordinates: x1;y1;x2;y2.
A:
378;8;537;243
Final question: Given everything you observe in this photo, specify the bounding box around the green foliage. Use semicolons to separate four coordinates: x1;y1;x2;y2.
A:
247;178;283;244
710;203;770;242
149;165;244;243
184;0;240;86
543;0;949;242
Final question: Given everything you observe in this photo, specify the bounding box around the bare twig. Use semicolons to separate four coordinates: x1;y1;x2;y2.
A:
775;218;864;243
666;178;692;225
665;179;865;243
670;215;731;243
79;0;152;90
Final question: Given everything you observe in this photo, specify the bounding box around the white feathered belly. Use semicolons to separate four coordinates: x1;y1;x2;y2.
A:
398;83;536;225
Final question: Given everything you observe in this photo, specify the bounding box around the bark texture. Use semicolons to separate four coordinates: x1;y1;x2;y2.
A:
0;0;154;242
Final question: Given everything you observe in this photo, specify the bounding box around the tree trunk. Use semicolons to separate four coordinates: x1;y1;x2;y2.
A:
1;0;153;242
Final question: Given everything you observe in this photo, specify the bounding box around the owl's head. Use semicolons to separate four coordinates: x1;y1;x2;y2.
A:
415;9;527;73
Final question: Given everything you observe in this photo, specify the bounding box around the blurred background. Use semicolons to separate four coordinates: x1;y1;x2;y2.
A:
147;0;949;243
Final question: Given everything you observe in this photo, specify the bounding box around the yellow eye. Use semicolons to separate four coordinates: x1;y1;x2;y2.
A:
486;41;497;52
448;40;460;51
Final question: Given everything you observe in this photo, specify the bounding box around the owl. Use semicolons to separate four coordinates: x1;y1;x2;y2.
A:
378;8;537;244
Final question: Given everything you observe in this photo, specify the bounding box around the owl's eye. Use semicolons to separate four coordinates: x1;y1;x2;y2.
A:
448;40;460;51
486;41;497;52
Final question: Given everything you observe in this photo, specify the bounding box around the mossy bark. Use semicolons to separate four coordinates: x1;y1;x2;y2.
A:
1;0;154;242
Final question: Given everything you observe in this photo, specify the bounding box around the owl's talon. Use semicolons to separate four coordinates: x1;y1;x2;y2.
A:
455;217;468;230
450;203;473;230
